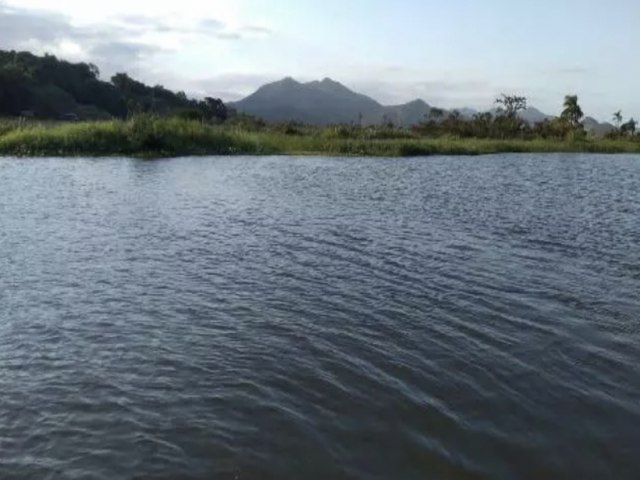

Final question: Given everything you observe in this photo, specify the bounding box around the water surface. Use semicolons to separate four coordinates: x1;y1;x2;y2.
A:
1;154;639;479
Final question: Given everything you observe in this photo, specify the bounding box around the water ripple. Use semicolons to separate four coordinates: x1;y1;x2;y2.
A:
1;154;639;479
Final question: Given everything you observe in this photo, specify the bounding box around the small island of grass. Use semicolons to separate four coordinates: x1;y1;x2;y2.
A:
1;116;640;158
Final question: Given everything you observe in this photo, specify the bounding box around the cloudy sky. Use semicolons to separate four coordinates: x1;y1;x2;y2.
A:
1;0;638;119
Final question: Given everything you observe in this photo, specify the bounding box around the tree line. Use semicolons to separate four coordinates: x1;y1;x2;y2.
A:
1;49;638;141
412;94;637;140
0;50;227;121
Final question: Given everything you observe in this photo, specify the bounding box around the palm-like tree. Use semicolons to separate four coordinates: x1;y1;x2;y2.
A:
621;118;637;136
561;95;584;128
613;110;623;128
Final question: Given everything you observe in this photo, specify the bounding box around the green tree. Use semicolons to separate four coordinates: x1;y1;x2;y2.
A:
471;112;494;138
495;94;527;117
428;107;445;120
613;110;623;129
494;95;527;138
560;95;584;129
532;118;568;139
0;64;30;115
200;97;228;121
441;110;468;137
621;118;637;136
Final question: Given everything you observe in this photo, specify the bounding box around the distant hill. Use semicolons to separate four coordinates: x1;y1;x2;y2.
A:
230;77;437;126
0;50;226;120
520;107;551;124
582;116;615;136
231;77;596;128
230;77;380;125
380;99;432;127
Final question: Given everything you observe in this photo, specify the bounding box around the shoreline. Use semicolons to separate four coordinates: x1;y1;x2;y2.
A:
2;117;640;158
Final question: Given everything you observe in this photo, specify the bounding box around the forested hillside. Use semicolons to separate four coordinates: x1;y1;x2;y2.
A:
0;50;226;121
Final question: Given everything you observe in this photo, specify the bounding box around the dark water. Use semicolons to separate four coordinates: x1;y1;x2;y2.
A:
1;154;639;480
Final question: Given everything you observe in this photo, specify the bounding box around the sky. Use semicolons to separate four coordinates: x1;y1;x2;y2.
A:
1;0;638;120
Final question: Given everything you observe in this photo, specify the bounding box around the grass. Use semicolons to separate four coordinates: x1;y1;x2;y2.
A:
0;117;276;157
1;116;640;157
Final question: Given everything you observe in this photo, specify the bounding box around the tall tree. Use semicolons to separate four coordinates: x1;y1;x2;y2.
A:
494;94;527;138
495;94;527;117
612;110;623;128
620;118;637;136
200;97;228;121
560;95;584;129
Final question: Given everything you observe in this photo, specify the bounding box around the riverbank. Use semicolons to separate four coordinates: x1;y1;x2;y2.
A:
1;117;640;157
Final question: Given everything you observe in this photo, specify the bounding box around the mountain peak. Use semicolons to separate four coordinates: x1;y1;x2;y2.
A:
252;76;302;95
306;77;349;92
232;76;381;125
404;99;429;107
279;76;300;86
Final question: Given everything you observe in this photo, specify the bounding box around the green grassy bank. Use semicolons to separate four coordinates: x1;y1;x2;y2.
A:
1;117;640;157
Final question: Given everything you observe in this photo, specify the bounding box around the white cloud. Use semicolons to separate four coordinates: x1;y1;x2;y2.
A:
2;0;632;119
3;0;243;26
0;0;274;80
57;40;85;58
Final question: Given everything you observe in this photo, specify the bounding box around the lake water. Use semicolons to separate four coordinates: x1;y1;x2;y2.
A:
1;154;639;479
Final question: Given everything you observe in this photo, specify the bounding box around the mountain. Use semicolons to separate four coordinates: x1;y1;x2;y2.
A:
520;107;551;124
380;99;432;126
229;77;382;125
231;77;574;127
582;116;615;137
230;77;436;126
